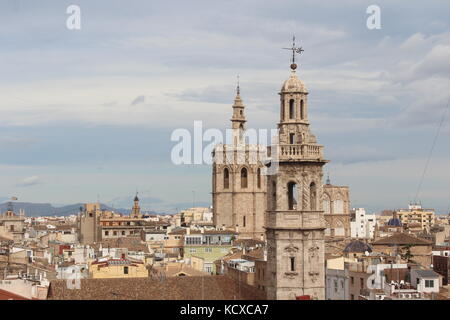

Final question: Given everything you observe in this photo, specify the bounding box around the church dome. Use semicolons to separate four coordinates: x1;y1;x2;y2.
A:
387;218;402;227
281;71;307;93
343;240;372;254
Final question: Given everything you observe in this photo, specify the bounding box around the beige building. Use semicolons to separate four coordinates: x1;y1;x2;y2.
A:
78;199;147;244
212;86;267;240
323;179;351;238
180;207;212;225
0;207;26;242
395;204;435;232
265;58;327;300
89;258;148;279
371;233;433;267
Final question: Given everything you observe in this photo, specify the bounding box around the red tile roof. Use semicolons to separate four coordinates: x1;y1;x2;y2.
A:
372;233;432;246
47;275;266;300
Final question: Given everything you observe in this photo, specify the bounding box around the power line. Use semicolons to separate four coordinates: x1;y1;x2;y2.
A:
413;98;450;204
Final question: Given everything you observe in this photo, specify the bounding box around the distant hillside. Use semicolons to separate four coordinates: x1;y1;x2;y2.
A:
0;202;163;217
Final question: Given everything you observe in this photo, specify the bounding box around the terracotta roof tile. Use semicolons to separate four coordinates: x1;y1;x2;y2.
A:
372;233;432;246
47;276;266;300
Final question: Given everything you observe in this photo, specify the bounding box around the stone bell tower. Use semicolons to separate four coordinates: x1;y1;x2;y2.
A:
212;80;267;240
266;38;328;300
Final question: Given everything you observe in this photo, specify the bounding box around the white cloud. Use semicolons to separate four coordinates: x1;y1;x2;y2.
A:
16;176;43;187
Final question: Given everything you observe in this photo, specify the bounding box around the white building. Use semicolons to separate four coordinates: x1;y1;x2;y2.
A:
410;269;440;294
326;268;349;300
351;208;376;239
56;264;88;280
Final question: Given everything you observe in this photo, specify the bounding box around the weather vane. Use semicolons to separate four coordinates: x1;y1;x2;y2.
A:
282;35;304;70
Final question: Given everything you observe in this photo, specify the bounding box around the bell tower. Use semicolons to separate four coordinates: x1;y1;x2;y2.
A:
230;76;246;146
212;80;267;240
266;38;328;300
130;193;141;218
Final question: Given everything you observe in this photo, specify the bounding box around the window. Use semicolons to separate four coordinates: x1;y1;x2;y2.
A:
243;216;246;227
425;280;434;288
113;231;117;236
105;231;109;236
257;168;261;188
124;266;129;274
122;231;125;236
205;248;212;253
351;276;354;285
223;168;230;189
310;182;317;210
190;248;197;253
360;278;364;289
288;182;298;210
289;133;295;144
300;100;304;119
10;225;14;232
241;168;248;188
334;280;338;292
290;257;295;271
289;99;295;119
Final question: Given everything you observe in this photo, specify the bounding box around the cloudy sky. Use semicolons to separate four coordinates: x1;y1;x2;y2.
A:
0;0;450;213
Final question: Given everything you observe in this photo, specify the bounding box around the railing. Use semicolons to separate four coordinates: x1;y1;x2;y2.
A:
278;144;324;160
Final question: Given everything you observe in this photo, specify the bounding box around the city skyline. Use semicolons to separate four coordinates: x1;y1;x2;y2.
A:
1;1;450;213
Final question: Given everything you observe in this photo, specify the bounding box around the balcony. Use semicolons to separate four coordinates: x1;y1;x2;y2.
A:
276;144;325;161
266;210;326;230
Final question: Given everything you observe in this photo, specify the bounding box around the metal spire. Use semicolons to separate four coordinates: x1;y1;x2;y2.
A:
236;75;240;95
282;35;304;70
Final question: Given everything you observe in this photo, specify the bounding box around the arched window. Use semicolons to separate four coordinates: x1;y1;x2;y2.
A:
310;182;317;210
257;168;261;188
289;99;295;119
223;168;229;189
241;168;248;188
300;100;304;119
288;182;298;210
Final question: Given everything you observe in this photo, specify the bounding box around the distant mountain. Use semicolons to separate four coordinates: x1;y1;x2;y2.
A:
0;202;163;217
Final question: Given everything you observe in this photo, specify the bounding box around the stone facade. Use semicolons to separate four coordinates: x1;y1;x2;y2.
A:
0;209;26;242
323;183;351;238
212;89;266;239
265;63;327;300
